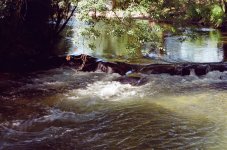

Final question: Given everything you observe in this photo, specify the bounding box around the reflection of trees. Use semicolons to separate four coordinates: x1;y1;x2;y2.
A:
222;42;227;61
220;31;227;61
102;32;115;55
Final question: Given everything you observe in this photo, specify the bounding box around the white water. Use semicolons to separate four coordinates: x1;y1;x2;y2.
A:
1;69;227;149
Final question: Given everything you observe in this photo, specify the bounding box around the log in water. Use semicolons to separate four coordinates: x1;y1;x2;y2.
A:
1;54;227;76
64;55;227;76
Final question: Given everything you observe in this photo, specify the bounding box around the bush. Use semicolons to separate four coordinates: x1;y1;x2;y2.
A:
210;4;225;27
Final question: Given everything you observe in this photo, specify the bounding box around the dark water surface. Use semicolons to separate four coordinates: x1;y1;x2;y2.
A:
0;68;227;149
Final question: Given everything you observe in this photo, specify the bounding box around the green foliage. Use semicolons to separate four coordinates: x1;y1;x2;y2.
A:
0;0;79;60
1;0;227;61
77;0;107;21
72;0;227;56
186;4;209;21
185;2;225;27
80;26;101;39
210;4;225;27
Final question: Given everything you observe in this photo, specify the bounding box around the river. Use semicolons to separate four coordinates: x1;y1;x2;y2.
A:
0;69;227;149
0;21;227;149
67;20;227;64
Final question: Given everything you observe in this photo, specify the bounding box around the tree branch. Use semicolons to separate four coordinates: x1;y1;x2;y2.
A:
56;4;77;35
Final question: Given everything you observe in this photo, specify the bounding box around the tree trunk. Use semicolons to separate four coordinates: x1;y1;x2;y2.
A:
112;0;117;10
56;6;77;36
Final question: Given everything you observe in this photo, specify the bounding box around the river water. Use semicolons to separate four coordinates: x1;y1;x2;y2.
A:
67;20;227;64
0;68;227;149
1;21;227;149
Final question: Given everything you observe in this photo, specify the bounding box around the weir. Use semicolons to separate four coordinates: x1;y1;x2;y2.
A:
64;55;227;76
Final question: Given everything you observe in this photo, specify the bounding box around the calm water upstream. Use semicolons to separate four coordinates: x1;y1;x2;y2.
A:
1;21;227;149
67;20;227;63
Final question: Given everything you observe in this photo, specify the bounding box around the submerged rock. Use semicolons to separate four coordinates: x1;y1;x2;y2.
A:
194;65;211;76
115;73;149;86
220;73;227;80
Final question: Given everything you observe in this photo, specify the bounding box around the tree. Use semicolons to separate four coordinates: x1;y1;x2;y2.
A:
0;0;79;59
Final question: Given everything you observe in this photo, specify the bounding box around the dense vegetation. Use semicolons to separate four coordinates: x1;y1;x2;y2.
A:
0;0;78;60
77;0;227;55
79;0;227;27
0;0;227;67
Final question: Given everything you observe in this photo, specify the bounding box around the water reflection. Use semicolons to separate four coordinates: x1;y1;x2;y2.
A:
165;29;224;62
68;20;227;63
69;21;147;63
221;32;227;62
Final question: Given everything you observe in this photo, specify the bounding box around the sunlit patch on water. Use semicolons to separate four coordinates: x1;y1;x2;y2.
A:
0;69;227;149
